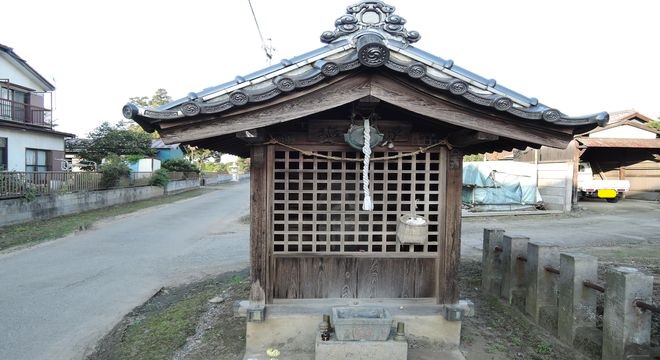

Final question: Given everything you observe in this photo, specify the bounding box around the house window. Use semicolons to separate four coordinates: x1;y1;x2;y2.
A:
0;137;6;170
25;148;48;172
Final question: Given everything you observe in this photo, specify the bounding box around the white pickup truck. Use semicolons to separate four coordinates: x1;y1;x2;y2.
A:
577;162;630;203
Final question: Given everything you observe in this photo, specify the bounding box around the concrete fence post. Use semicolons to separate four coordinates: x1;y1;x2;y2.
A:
482;228;505;296
525;242;559;333
557;253;599;347
501;235;529;308
602;267;653;360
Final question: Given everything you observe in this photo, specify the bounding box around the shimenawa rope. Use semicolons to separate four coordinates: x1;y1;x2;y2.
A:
361;118;373;211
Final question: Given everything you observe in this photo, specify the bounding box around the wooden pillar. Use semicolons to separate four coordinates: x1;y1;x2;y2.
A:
438;148;462;304
571;140;580;207
249;145;272;305
618;164;626;181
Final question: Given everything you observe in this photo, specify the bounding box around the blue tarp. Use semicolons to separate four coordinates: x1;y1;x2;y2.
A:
462;161;543;212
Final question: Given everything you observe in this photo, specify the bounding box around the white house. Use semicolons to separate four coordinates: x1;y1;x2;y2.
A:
1;43;74;172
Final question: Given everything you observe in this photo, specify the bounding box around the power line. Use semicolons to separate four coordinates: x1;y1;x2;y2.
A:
247;0;274;64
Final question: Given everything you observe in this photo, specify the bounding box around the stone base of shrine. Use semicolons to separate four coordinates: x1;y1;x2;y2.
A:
242;298;465;360
315;332;407;360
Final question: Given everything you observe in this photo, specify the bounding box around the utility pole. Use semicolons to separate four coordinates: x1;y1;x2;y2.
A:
247;0;275;65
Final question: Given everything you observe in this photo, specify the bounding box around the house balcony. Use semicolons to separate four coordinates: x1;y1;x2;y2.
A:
0;98;53;129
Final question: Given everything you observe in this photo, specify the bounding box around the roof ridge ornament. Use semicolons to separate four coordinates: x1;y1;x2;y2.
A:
321;1;420;44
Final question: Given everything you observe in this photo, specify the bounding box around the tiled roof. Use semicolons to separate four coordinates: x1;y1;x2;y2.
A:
576;138;660;149
124;1;608;130
582;110;659;137
606;109;655;124
0;43;55;91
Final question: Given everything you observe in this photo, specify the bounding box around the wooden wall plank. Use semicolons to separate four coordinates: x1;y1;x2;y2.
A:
272;256;434;299
299;257;357;298
415;258;437;297
355;258;416;298
273;258;300;299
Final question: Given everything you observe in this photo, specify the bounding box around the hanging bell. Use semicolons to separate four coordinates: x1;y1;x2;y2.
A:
344;125;383;150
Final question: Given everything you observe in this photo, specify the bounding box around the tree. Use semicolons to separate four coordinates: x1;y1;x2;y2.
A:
127;89;173;138
184;145;223;171
98;154;131;188
77;121;154;166
162;158;199;173
236;157;250;174
648;119;660;131
129;88;172;108
463;154;484;162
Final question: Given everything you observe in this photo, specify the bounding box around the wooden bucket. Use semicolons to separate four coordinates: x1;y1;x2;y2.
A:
396;214;428;245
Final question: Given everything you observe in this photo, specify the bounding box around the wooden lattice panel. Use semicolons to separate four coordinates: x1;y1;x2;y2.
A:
272;148;442;254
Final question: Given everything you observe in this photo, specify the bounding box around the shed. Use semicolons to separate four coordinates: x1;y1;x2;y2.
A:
509;110;660;202
124;1;607;357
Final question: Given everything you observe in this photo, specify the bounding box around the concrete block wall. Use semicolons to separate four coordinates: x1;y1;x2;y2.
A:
165;179;200;194
0;174;247;228
202;173;250;186
0;186;164;227
481;227;656;360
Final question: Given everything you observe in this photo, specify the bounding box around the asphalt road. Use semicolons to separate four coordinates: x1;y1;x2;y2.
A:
0;181;250;360
461;198;660;259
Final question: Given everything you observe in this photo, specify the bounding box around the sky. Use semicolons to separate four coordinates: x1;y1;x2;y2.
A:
3;0;659;139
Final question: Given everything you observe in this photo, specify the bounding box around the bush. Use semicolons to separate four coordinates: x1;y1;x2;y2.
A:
125;154;144;164
162;158;199;173
149;168;170;187
99;154;131;188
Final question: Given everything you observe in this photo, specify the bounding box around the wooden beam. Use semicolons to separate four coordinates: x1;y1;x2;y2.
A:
369;74;574;149
438;148;463;304
159;74;373;143
447;130;499;148
236;128;265;144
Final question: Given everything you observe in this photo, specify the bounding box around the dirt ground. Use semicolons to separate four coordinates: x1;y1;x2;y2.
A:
88;199;659;360
87;260;593;360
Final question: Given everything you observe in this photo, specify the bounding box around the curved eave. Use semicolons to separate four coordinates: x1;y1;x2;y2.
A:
123;32;608;132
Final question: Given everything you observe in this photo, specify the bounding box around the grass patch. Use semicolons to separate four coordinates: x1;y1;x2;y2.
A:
581;244;660;263
114;285;217;359
88;270;250;360
0;188;213;251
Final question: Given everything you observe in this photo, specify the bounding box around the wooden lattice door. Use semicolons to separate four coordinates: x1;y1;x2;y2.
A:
271;146;446;299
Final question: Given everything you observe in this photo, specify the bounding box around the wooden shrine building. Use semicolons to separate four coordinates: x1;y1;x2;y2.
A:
125;1;607;358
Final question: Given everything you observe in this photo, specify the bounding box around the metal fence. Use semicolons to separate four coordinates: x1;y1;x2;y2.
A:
0;170;202;199
0;171;103;198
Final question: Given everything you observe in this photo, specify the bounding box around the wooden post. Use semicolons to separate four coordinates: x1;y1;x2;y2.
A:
249;145;272;305
438;148;462;304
